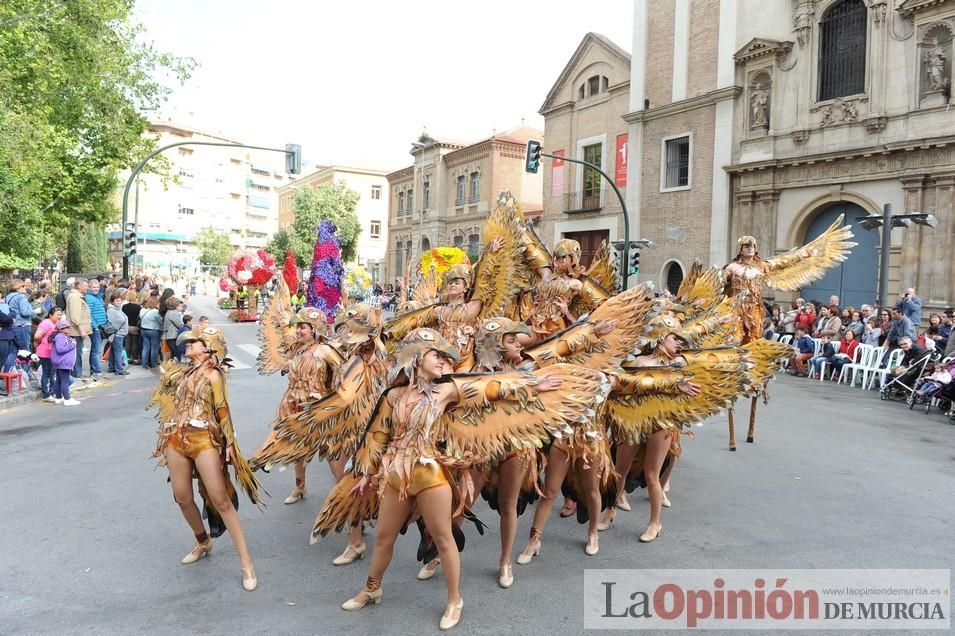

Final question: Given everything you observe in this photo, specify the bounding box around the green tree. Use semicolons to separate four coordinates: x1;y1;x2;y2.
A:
194;226;233;267
65;220;107;273
0;0;194;270
268;181;362;267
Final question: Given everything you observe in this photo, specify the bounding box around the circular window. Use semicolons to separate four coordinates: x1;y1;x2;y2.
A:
664;261;684;295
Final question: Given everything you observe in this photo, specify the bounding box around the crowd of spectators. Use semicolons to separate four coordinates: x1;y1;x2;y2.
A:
0;273;202;402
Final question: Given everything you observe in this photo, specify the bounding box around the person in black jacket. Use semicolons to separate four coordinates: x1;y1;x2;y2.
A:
54;277;75;311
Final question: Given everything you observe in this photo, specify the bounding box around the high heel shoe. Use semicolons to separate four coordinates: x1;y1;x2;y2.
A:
617;493;631;511
341;587;383;610
417;558;441;580
180;539;213;564
439;598;464;630
332;542;366;566
661;493;672;508
284;485;306;504
242;566;257;591
516;528;542;565
498;563;514;589
585;533;599;556
639;526;663;543
559;498;577;517
597;508;616;531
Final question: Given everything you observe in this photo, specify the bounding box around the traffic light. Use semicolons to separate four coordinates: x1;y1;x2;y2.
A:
285;143;302;175
123;223;137;257
525;139;542;174
629;245;640;275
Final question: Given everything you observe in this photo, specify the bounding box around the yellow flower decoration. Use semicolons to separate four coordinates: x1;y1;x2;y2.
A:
418;246;471;276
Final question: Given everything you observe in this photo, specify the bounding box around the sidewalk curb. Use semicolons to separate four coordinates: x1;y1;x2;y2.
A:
0;377;117;412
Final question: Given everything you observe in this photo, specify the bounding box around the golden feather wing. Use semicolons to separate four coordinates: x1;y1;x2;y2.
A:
676;265;726;318
383;304;438;348
585;240;620;296
145;360;189;422
436;365;610;463
766;215;857;291
742;338;792;389
248;356;387;470
609;349;752;444
475;192;533;320
256;278;294;374
526;285;656;373
309;473;379;544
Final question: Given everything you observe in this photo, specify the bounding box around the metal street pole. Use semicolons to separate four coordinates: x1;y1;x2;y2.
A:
879;203;891;309
540;152;632;290
121;141;298;279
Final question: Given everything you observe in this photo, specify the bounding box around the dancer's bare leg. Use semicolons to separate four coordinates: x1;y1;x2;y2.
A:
194;450;253;569
497;456;524;567
165;448;205;535
640;430;671;541
579;462;601;547
519;446;570;560
612;443;638;507
350;484;412;601
417;484;461;609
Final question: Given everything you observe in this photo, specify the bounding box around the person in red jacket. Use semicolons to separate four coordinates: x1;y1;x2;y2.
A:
795;303;816;333
829;329;860;379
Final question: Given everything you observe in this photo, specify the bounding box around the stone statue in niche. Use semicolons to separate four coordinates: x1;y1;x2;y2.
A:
924;37;949;92
750;83;770;128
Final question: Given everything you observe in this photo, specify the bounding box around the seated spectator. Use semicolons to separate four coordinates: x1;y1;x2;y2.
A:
830;330;860;379
886;307;916;349
810;335;837;377
927;313;950;351
843;310;864;340
862;318;882;347
914;361;952;398
890;336;927;378
789;327;815;377
917;326;940;352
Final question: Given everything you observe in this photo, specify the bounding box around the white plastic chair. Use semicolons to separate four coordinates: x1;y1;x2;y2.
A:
857;347;887;389
835;344;870;385
816;341;842;381
779;334;793;346
867;348;905;390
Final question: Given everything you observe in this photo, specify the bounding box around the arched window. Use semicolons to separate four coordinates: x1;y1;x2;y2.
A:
663;261;684;295
818;0;867;101
420;236;431;253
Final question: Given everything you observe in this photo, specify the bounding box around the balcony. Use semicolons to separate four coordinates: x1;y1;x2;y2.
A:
563;191;601;213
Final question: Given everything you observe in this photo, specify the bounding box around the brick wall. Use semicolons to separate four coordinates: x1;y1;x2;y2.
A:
687;0;719;98
645;0;675;108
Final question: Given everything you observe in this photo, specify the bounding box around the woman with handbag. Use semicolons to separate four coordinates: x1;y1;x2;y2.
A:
122;290;141;365
139;296;162;369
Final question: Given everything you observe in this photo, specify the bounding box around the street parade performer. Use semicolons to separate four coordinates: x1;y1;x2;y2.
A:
722;217;856;450
147;326;263;592
305;328;609;630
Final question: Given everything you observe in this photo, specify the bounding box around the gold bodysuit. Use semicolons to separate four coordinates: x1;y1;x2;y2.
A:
379;390;453;499
275;340;341;422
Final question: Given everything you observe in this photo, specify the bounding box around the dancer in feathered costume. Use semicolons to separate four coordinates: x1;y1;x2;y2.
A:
723;217;856;449
303;328;608;630
147;326;263;592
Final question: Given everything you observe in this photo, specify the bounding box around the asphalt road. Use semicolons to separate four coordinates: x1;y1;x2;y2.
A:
1;295;953;635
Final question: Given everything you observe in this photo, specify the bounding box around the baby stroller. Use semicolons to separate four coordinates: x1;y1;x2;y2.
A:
908;358;955;414
880;351;935;403
15;349;41;391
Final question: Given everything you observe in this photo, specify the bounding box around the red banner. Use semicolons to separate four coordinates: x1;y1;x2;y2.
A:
615;134;629;187
551;149;565;197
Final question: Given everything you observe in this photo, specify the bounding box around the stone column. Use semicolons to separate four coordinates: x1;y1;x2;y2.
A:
754;189;780;263
932;174;955;306
733;190;757;249
899;175;927;291
866;0;889;116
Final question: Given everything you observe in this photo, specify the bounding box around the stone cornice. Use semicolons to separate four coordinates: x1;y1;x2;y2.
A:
623;86;743;123
725;134;955;173
387;166;414;182
733;38;794;64
897;0;954;17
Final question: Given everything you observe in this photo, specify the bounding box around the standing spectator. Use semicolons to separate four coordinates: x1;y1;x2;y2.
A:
877;309;891;346
795;302;815;333
55;277;75;310
813;306;842;339
64;278;92;379
50;320;80;405
897;287;922;328
176;314;193;359
85;280;107;381
844;310;864;340
96;275;107;301
0;299;15;375
235;285;248;312
106;293;129;375
122;290;141;365
830;330;860;379
5;280;35;355
781;300;800;337
927;313;950;351
34;307;63;401
291;285;306;311
829;294;840;309
860;304;877;323
196;315;210;331
763;304;782;339
789;327;815;376
886;307;916;349
139;296;162;369
162;296;184;362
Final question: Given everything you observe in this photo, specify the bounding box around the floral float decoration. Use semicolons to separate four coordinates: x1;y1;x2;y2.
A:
227;248;276;287
306;220;344;322
282;250;298;292
218;276;237;293
345;265;372;301
418;246;470;277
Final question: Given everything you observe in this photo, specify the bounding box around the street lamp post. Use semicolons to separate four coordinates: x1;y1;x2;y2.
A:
856;203;937;308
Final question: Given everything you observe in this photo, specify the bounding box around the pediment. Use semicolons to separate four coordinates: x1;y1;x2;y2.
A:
539;32;631;114
734;38;794;64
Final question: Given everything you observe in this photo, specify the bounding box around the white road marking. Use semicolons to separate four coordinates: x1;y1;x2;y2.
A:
228;344;260;371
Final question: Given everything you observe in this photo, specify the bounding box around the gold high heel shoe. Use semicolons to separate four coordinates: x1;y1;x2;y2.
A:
284;483;307;505
516;528;542;565
597;508;616;531
342;586;383;610
585;533;599;556
180;539;213;565
332;542;366;566
498;563;514;588
617;493;631;511
439;598;464;631
242;566;257;591
639;525;663;543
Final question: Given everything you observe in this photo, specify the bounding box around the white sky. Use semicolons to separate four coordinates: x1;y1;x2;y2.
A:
135;0;633;172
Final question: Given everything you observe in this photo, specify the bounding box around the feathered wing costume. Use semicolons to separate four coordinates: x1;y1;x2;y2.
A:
147;327;264;538
722;215;856;449
309;329;610;545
